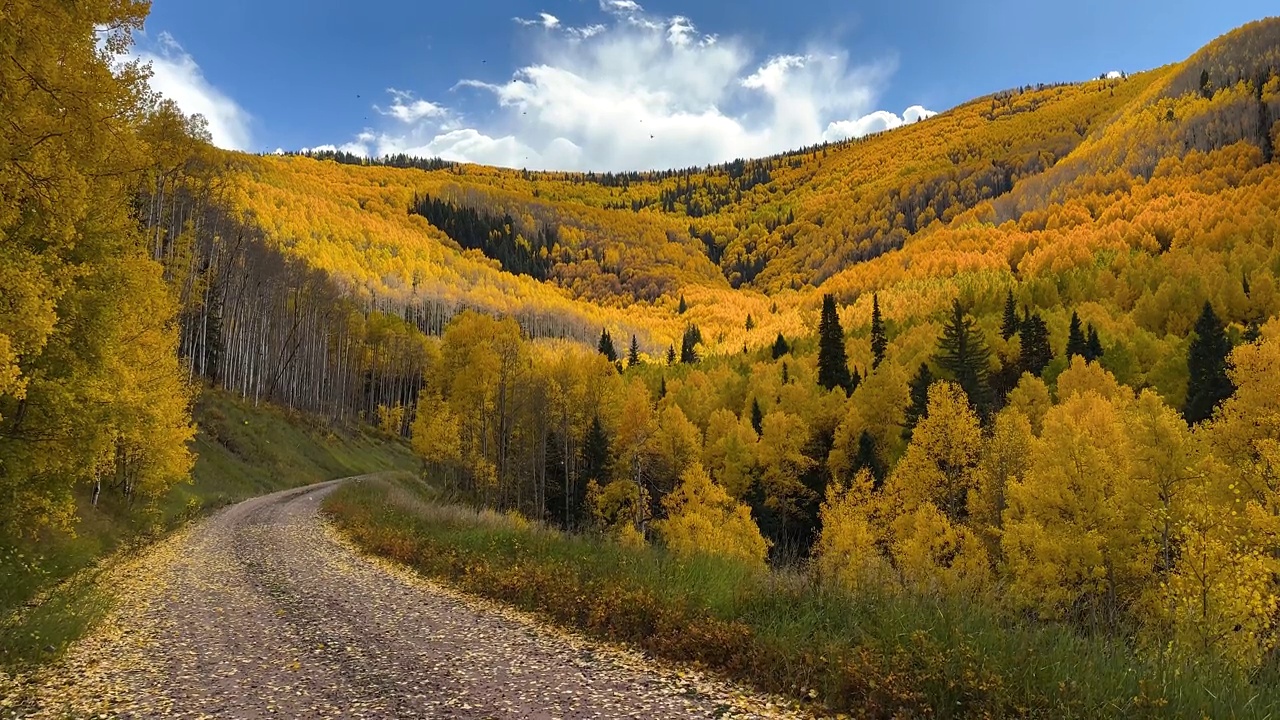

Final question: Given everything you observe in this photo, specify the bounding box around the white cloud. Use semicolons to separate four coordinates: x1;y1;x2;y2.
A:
602;0;643;14
566;24;607;40
822;104;936;141
1105;70;1123;79
376;89;449;123
323;5;933;170
515;12;561;29
130;32;253;151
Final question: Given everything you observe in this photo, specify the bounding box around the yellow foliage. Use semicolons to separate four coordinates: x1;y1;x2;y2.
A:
1004;373;1052;435
1002;391;1155;621
884;382;982;520
587;478;645;536
813;471;892;593
655;463;768;569
891;503;992;596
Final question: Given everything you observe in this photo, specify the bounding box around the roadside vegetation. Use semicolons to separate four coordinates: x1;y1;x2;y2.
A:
327;474;1280;718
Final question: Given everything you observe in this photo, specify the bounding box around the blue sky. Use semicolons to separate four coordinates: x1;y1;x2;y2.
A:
134;0;1276;170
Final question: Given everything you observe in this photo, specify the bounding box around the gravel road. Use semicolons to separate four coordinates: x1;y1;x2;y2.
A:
13;478;807;719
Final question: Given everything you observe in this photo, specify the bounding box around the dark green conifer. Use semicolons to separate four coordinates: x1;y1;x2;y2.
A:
903;362;934;442
870;293;888;369
1000;289;1020;341
817;294;852;394
1019;311;1053;377
1066;311;1088;360
1183;301;1234;424
597;328;617;362
1085;324;1104;363
934;300;993;417
771;332;790;359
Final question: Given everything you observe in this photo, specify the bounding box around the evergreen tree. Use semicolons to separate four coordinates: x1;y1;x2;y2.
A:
1066;311;1088;360
850;366;862;394
1085;324;1104;362
750;397;764;435
817;294;852;394
677;294;688;314
659;376;667;399
771;332;790;359
870;293;888;369
680;324;702;364
1183;301;1235;424
781;362;790;385
666;344;677;365
934;300;993;418
581;415;612;491
1000;289;1020;340
627;334;640;367
745;314;756;330
853;430;886;490
1019;311;1053;377
903;363;934;442
597;328;617;362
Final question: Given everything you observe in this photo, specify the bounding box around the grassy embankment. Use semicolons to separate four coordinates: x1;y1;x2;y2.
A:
325;474;1280;719
0;388;418;670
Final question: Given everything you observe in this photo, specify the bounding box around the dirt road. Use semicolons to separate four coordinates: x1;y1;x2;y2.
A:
14;479;804;719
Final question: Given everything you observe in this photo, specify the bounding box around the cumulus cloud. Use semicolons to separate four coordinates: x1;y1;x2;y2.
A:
376;89;450;123
130;32;253;151
822;104;936;141
1105;70;1123;79
326;5;933;170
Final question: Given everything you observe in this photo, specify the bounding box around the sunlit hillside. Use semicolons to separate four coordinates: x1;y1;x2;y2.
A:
10;4;1280;715
221;18;1280;371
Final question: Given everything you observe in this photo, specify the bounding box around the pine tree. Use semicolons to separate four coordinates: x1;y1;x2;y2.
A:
1019;311;1053;377
934;300;993;418
817;294;852;394
598;328;618;362
659;376;667;399
678;294;688;314
1183;301;1234;424
853;430;886;489
680;324;702;364
781;362;790;385
666;344;677;365
1085;324;1104;362
582;416;612;489
870;293;888;369
745;314;756;330
1000;289;1020;340
627;334;640;367
903;363;934;442
750;397;764;435
771;332;790;359
1065;311;1088;360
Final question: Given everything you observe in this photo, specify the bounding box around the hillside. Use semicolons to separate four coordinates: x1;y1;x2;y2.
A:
221;19;1279;364
5;4;1280;713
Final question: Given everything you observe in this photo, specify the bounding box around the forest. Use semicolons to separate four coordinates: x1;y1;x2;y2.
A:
4;0;1280;708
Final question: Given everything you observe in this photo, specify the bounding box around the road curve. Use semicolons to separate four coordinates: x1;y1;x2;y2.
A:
17;478;805;719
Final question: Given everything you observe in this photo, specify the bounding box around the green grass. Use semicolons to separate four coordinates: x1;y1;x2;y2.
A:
0;388;418;671
325;475;1280;719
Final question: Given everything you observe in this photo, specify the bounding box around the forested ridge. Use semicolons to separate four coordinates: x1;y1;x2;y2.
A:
6;0;1280;704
